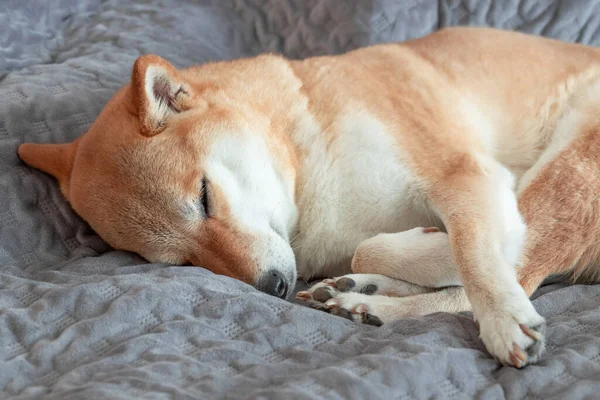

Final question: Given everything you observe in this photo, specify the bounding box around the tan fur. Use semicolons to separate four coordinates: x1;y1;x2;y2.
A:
518;120;600;293
18;139;80;197
18;27;600;367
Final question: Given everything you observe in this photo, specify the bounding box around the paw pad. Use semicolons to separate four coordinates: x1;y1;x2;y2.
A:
359;284;378;295
363;313;384;327
335;277;356;292
319;300;383;326
328;305;353;320
313;287;334;303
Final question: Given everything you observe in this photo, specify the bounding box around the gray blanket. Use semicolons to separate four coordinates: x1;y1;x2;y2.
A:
2;1;600;398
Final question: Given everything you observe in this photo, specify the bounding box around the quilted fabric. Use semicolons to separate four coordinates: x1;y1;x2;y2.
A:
2;1;600;398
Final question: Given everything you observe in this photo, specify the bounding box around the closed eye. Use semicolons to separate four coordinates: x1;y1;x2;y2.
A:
200;177;210;217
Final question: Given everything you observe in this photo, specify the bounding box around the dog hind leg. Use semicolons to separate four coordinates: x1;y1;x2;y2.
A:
296;227;460;304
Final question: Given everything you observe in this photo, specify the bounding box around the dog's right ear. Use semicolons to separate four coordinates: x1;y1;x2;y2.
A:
131;54;193;137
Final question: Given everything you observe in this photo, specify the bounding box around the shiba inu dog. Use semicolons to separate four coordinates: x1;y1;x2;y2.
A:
18;27;600;368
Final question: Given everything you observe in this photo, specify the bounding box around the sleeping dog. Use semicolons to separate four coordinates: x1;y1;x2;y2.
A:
18;27;600;368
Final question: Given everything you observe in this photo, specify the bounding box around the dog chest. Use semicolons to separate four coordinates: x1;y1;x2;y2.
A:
293;110;439;278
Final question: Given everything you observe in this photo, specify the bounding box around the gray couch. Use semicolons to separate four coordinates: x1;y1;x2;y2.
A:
2;1;600;398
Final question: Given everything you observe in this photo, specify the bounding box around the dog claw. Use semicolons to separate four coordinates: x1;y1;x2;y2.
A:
520;324;542;341
512;343;528;363
509;352;523;368
325;298;340;308
353;303;369;316
507;343;528;369
295;291;311;301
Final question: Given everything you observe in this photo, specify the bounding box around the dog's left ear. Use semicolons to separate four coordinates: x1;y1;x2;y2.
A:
131;54;192;136
18;139;79;198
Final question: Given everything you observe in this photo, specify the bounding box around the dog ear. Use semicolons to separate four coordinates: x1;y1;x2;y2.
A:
131;54;191;136
18;140;79;198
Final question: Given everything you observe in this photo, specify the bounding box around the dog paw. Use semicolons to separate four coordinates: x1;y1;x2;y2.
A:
477;305;546;368
296;273;426;304
305;292;399;326
298;287;423;327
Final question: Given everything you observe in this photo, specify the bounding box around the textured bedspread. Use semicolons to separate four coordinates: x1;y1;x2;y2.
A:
2;1;600;398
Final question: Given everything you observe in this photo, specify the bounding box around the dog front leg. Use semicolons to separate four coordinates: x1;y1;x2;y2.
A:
429;157;545;368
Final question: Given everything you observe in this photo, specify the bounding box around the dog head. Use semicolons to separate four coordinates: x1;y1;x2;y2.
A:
18;55;301;299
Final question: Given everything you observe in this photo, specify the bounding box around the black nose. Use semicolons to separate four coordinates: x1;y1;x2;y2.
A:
257;270;288;299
